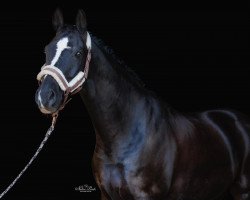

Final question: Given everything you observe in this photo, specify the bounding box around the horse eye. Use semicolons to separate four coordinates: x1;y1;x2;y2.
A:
75;51;82;57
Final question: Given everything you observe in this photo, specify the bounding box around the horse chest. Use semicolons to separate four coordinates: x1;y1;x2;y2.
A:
96;163;131;197
103;164;124;188
96;162;164;199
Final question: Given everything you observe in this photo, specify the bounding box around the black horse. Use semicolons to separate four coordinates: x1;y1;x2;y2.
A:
35;9;250;200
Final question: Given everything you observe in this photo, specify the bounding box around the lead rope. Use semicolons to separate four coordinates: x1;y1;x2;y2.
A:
0;32;91;199
0;113;58;199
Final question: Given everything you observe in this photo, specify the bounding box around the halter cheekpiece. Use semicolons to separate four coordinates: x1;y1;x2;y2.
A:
36;32;91;114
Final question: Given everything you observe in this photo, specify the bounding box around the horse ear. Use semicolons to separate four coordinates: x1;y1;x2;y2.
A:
52;8;64;31
76;9;87;32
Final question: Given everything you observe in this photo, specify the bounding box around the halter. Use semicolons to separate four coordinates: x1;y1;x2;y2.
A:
37;32;91;114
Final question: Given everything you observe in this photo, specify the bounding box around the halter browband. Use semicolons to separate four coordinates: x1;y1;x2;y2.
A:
36;32;91;114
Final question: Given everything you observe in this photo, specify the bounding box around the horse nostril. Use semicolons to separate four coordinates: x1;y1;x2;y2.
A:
48;89;56;104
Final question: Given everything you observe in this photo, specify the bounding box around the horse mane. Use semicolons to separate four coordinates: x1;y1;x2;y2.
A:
90;33;145;88
90;33;176;116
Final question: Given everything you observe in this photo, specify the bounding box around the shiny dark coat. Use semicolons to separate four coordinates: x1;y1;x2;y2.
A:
35;10;250;200
80;38;250;200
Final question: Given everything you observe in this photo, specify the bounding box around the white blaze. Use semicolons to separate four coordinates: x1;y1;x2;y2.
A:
50;37;71;66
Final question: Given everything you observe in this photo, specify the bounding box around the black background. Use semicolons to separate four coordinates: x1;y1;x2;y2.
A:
0;2;249;200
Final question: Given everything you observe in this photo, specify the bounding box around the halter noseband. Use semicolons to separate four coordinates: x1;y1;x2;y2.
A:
37;32;91;114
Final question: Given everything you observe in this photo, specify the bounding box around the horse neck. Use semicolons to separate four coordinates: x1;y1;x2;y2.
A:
79;40;146;158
